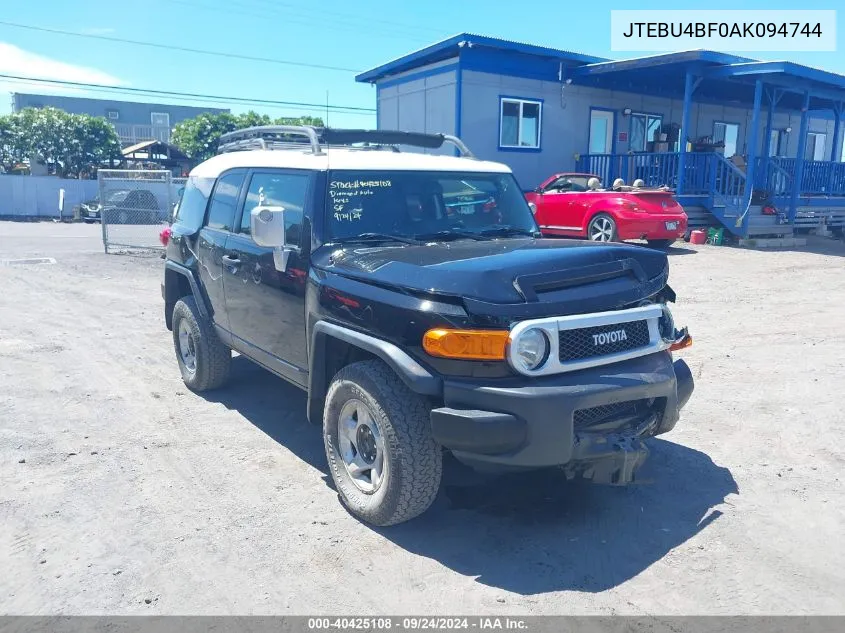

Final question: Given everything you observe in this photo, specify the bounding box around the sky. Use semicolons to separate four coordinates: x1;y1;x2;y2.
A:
1;0;844;128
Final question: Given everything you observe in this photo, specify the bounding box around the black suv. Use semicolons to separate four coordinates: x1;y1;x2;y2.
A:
162;126;694;526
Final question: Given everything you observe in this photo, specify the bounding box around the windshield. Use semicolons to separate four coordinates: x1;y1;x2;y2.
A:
104;190;130;204
327;170;538;241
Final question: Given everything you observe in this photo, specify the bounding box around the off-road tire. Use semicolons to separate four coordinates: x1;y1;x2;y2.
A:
323;360;442;526
587;213;618;242
171;296;231;391
647;239;675;249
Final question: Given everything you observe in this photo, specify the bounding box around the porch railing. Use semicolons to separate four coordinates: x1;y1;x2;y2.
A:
753;158;792;196
113;124;172;145
769;158;845;195
577;151;722;195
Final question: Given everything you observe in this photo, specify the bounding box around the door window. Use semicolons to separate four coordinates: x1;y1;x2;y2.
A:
206;172;245;231
241;172;310;245
805;132;826;161
589;110;614;154
769;129;786;157
714;122;740;158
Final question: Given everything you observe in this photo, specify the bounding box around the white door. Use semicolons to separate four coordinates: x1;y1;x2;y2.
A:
589;110;614;154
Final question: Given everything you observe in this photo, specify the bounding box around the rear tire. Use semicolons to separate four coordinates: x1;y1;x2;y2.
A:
171;296;231;391
647;239;675;249
587;213;618;242
324;360;442;526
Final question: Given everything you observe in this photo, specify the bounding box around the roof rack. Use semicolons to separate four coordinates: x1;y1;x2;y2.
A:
216;126;475;157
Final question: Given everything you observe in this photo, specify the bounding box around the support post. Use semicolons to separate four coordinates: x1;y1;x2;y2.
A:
676;71;695;195
790;92;811;223
743;80;763;235
828;106;841;194
761;89;777;189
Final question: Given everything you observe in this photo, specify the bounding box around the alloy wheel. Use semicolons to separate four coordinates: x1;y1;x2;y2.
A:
337;399;385;493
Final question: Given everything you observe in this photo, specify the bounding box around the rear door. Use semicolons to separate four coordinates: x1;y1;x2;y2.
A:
223;169;313;385
196;169;247;331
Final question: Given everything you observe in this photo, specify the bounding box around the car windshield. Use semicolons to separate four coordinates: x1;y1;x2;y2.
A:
326;170;538;242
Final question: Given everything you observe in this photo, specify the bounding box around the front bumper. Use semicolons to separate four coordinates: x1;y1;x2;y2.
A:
430;352;693;481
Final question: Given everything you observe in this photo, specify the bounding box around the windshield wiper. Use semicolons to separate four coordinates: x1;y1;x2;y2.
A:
478;225;539;238
331;232;423;246
414;229;492;242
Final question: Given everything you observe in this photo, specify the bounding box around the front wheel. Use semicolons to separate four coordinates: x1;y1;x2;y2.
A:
171;296;231;391
323;360;442;526
587;213;618;242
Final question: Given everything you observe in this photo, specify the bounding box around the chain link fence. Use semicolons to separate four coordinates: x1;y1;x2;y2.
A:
98;169;179;253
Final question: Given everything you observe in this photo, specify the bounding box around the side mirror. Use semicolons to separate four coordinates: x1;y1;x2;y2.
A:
251;205;297;272
251;205;287;247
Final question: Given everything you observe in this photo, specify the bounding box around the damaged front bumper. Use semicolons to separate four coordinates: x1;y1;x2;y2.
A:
430;351;694;483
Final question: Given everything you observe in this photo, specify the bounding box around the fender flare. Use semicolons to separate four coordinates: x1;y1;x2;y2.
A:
164;260;211;319
307;321;441;423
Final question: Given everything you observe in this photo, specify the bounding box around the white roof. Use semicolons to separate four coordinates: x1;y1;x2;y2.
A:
190;147;512;178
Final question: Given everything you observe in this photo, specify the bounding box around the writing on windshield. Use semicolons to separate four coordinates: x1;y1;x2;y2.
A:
326;170;536;240
329;179;392;222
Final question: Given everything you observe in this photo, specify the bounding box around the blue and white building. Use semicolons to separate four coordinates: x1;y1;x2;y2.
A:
356;34;845;238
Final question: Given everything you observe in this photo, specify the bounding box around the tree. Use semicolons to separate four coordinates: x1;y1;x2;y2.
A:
0;107;121;178
0;114;29;173
171;110;325;161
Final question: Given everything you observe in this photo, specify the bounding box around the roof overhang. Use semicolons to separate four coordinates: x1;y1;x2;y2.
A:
355;33;609;84
571;50;845;112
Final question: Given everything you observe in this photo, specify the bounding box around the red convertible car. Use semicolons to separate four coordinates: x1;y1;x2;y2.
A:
525;173;688;247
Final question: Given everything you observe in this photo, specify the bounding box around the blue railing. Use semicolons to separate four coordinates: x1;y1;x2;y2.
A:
753;158;792;196
710;154;748;213
578;151;845;198
577;151;721;195
771;158;845;195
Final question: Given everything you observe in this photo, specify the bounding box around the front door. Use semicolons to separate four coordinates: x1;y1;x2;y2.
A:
589;110;614;183
196;169;247;330
534;176;587;235
224;169;313;385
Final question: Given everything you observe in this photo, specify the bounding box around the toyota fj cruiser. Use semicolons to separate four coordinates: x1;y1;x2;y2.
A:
161;126;694;526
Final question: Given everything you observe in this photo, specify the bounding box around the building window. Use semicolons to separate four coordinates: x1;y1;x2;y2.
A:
714;122;740;158
629;113;663;152
805;132;826;161
107;110;119;120
499;98;542;149
151;112;171;127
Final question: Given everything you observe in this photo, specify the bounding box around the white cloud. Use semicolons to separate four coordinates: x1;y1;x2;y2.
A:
0;42;125;111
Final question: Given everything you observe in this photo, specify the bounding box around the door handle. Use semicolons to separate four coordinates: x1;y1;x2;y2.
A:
222;254;241;266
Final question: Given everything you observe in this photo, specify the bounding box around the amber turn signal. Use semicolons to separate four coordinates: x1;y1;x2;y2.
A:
422;328;509;361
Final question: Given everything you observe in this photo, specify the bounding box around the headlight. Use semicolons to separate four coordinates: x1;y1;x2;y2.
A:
658;304;675;342
528;201;537;214
512;328;549;371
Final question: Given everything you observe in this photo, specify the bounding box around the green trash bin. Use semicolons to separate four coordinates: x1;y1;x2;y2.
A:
706;227;724;245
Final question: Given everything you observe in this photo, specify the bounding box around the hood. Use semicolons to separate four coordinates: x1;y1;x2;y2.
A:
315;238;669;318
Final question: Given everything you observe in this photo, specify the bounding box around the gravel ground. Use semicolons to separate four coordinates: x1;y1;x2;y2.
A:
1;221;843;615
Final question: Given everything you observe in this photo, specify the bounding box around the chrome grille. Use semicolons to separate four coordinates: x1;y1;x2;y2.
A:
559;320;650;363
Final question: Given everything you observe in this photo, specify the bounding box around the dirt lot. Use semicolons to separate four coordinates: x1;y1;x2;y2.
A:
1;221;843;615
